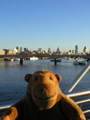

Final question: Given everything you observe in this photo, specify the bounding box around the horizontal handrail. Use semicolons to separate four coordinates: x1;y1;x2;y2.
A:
76;99;90;114
0;89;90;111
0;91;90;120
0;100;19;111
76;99;90;104
83;110;90;114
64;89;90;99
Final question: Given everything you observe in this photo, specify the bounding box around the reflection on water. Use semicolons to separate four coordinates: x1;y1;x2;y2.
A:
0;59;90;102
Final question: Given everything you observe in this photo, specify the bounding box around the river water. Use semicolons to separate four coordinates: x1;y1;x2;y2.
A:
0;59;90;102
0;59;90;119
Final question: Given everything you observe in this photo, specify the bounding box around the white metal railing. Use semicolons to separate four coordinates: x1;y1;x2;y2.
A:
0;90;90;111
64;60;90;117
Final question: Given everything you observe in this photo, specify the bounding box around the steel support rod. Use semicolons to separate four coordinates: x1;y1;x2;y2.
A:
64;61;90;92
64;89;90;99
83;110;90;114
76;99;90;104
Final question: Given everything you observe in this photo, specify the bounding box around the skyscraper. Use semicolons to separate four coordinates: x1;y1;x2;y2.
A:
75;45;78;54
16;46;19;51
20;47;23;52
83;46;87;53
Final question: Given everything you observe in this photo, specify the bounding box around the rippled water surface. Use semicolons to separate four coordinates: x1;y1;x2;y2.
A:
0;59;90;102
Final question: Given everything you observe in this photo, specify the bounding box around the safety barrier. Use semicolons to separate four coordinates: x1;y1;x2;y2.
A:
0;90;90;112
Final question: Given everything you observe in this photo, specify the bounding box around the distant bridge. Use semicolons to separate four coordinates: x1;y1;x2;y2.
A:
0;54;90;65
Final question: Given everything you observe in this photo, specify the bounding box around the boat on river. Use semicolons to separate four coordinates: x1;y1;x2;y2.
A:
79;61;87;65
4;58;14;61
73;60;87;65
14;58;20;61
73;60;79;65
30;57;38;60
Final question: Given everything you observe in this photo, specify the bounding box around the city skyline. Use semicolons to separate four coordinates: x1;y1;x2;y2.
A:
0;1;90;52
2;45;89;54
16;45;88;53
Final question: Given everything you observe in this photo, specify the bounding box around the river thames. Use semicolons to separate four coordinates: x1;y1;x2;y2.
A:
0;58;89;102
0;59;90;119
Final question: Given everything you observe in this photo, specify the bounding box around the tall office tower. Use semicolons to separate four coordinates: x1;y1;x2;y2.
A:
16;46;19;50
75;45;78;54
20;47;23;52
83;46;87;52
72;50;75;54
57;47;60;52
24;48;28;52
48;48;51;53
38;48;43;53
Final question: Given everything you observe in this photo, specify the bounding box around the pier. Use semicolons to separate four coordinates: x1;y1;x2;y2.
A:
20;58;24;65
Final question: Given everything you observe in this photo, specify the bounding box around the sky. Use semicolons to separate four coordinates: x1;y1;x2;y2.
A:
0;0;90;53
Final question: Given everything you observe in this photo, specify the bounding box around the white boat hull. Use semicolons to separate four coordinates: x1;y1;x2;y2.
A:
30;57;38;60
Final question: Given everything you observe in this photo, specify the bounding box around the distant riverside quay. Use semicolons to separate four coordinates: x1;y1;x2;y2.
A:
0;54;90;65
